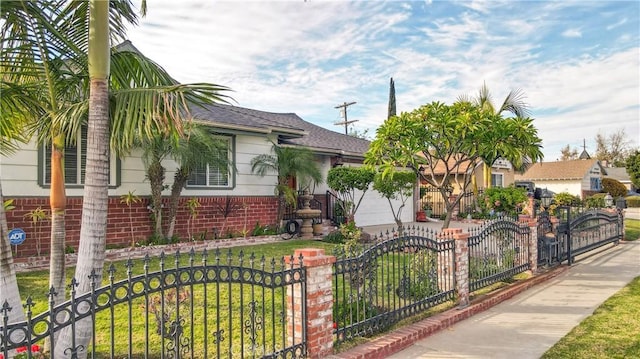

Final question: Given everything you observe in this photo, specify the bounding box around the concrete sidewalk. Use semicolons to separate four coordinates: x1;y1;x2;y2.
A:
334;240;640;359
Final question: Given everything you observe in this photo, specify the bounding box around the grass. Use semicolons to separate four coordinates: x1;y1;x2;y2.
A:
625;218;640;241
16;239;338;358
541;276;640;359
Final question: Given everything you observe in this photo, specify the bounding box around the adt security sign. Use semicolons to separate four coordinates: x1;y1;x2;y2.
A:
9;228;26;245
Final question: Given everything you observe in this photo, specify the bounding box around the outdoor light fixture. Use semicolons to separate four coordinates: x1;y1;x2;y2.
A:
604;193;614;208
541;188;553;208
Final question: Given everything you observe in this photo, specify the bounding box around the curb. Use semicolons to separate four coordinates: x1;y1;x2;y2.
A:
330;265;569;359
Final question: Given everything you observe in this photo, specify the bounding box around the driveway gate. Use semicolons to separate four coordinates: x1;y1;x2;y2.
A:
537;208;623;267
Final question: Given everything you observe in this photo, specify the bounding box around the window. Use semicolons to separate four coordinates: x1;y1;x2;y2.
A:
39;127;118;187
186;136;233;188
491;173;504;188
590;177;602;191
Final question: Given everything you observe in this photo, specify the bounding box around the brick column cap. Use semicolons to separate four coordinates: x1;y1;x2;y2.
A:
284;248;336;267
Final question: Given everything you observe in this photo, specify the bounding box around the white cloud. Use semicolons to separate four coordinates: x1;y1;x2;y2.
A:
562;28;582;38
126;1;639;161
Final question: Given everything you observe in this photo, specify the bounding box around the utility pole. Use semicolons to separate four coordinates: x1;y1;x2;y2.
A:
334;101;357;135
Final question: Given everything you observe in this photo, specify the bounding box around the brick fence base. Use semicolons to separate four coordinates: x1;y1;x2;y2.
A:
328;265;568;359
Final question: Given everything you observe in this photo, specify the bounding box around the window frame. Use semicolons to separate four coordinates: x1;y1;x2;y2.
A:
185;135;235;190
37;128;120;188
491;173;504;188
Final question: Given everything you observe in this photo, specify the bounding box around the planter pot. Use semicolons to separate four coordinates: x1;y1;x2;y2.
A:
416;211;427;222
312;223;323;236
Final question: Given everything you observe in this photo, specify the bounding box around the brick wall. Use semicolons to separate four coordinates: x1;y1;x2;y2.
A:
6;196;278;258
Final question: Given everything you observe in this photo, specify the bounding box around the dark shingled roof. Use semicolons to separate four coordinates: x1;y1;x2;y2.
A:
190;103;370;158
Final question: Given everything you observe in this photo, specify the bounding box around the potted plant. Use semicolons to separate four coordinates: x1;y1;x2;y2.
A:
422;201;433;218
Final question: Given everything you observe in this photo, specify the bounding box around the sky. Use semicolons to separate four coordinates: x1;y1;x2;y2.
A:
126;0;640;161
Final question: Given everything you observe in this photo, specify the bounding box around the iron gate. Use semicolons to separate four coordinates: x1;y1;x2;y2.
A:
537;208;623;267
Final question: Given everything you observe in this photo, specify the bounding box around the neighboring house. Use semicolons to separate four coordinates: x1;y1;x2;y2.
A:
514;158;607;199
2;103;412;258
419;157;515;191
605;167;636;193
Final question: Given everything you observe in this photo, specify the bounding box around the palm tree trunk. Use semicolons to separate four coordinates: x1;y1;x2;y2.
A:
148;161;165;239
167;169;189;239
49;138;67;313
0;180;26;327
54;2;110;357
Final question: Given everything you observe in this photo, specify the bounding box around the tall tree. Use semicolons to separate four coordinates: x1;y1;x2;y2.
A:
595;129;634;167
560;144;579;161
0;76;33;327
626;150;640;189
1;0;90;314
388;77;396;119
251;144;322;225
458;82;532;188
54;1;111;356
1;0;230;355
365;101;542;229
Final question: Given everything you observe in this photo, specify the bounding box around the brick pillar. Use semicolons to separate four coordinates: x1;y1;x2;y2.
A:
527;218;538;273
450;229;470;307
437;228;459;292
285;248;336;359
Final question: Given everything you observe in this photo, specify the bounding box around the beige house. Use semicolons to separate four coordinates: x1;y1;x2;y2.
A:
514;158;607;199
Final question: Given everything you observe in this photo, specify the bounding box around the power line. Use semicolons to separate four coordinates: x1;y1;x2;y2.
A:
334;101;357;135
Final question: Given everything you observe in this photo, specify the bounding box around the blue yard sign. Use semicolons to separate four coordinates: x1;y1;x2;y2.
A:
9;228;26;245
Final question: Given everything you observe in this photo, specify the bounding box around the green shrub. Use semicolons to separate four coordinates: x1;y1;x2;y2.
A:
478;186;528;216
585;193;607;208
323;230;345;244
626;196;640;208
602;178;627;198
395;250;440;300
333;298;379;328
553;192;582;207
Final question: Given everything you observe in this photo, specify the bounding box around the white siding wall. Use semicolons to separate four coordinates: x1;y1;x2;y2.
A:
0;134;279;198
533;180;582;198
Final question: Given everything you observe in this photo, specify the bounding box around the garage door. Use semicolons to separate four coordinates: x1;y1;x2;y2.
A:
354;186;415;227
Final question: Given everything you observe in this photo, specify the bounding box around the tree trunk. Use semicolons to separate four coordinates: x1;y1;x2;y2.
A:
167;169;189;239
54;80;110;359
148;161;165;239
49;138;67;312
0;180;26;328
54;2;110;357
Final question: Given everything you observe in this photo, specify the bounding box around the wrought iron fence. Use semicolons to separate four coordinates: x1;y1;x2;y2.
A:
537;211;560;266
536;208;623;267
332;227;456;345
1;249;306;359
468;218;531;292
419;187;484;219
557;208;622;261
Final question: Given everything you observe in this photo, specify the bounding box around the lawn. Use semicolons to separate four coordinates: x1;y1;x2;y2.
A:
540;218;640;358
541;276;640;359
625;218;640;241
16;239;339;358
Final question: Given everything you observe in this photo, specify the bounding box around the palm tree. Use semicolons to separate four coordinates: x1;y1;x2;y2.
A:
250;144;322;225
139;123;231;240
458;82;533;188
0;81;32;327
2;1;230;355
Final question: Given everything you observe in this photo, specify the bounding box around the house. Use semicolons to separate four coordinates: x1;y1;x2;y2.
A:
514;158;607;199
2;103;413;258
605;167;637;193
418;155;516;217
